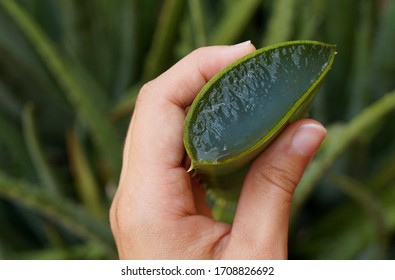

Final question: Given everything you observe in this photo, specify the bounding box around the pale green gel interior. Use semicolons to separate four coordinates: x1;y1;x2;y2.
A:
190;44;333;162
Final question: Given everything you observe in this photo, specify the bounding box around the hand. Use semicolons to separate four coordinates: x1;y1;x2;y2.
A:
109;42;327;259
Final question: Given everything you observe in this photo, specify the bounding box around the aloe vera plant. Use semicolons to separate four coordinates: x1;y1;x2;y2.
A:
184;41;336;223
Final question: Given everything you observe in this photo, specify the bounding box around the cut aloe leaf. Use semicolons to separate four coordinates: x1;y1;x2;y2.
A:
184;40;336;223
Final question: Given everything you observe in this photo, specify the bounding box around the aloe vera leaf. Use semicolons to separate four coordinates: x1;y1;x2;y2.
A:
61;0;136;97
323;0;359;122
184;41;336;222
295;0;325;40
346;0;374;119
371;0;395;96
187;0;207;48
109;83;141;123
296;177;395;259
368;150;395;191
331;175;390;259
0;171;115;256
0;0;122;175
292;89;395;218
22;104;61;194
141;0;185;82
17;243;110;260
0;10;66;111
112;0;136;97
262;0;296;45
209;0;262;45
0;110;33;178
67;128;105;220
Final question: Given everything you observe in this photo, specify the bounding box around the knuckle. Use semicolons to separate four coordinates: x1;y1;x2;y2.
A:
140;80;155;94
109;197;121;236
109;193;136;235
137;81;155;102
253;161;300;198
138;79;169;108
109;188;159;239
191;46;206;56
227;225;286;259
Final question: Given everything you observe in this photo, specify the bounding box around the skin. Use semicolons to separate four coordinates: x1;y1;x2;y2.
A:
110;42;327;259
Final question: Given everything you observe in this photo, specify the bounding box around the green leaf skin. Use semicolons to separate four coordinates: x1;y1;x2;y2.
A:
184;40;336;223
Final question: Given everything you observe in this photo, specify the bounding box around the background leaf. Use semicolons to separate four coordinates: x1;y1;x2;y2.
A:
0;0;395;259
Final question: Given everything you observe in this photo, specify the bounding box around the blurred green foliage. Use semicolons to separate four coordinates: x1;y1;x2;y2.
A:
0;0;394;259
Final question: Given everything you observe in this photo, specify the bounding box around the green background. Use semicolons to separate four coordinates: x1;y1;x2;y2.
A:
0;0;395;259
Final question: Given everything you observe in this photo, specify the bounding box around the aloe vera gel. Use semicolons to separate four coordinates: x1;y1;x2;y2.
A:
184;41;336;223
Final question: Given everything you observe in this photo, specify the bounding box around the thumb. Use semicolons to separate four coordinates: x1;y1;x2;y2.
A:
224;119;326;259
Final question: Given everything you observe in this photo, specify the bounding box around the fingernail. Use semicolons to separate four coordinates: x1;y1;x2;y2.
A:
291;123;327;156
233;40;251;47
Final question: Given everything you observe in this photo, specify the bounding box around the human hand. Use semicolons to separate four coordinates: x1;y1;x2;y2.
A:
110;42;327;259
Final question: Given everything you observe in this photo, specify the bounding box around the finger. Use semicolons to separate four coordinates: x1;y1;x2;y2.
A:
149;41;256;109
129;43;256;171
225;119;327;259
119;43;256;216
